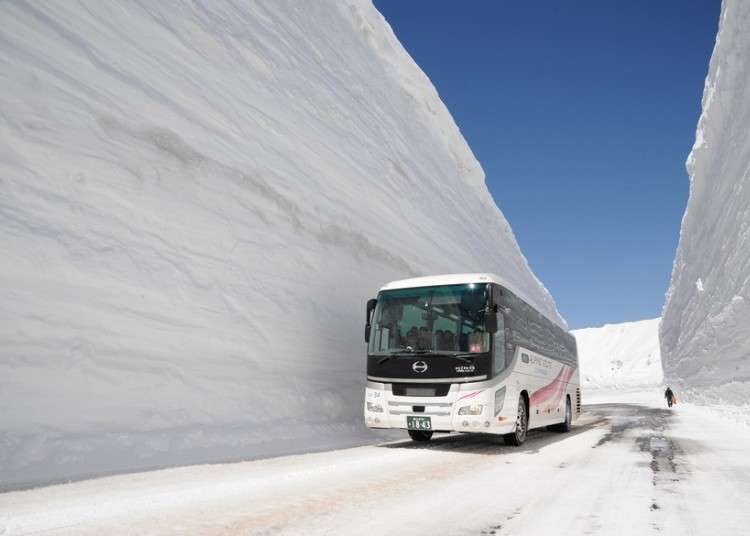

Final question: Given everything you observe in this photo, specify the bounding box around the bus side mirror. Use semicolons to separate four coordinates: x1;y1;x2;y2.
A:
365;298;377;343
485;304;499;333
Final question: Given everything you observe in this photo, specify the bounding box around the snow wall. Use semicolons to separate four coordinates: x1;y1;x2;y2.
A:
0;1;564;488
572;318;663;396
660;0;750;407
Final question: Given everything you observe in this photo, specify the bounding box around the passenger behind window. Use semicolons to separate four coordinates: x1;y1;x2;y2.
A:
406;327;418;349
468;330;489;353
435;330;445;350
418;326;432;350
443;331;455;351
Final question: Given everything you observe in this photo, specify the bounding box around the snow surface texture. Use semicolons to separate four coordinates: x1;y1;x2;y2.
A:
3;393;750;535
660;0;750;408
573;318;663;395
0;1;563;489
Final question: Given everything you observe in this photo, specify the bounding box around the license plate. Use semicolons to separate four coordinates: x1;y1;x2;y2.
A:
406;416;432;431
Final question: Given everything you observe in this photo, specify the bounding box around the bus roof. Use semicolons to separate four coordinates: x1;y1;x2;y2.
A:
379;273;511;291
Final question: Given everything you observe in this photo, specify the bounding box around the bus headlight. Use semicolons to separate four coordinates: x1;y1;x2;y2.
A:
458;404;484;415
367;402;384;413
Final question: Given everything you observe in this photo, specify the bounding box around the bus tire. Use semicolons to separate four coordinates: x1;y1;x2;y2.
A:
504;395;528;446
408;430;433;442
550;396;572;433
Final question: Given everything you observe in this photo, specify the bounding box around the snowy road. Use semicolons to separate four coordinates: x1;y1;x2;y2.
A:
2;396;749;536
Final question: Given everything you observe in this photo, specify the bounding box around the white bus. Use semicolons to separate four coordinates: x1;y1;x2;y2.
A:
363;273;580;445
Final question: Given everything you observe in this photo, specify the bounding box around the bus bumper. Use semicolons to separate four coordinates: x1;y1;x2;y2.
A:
364;383;517;435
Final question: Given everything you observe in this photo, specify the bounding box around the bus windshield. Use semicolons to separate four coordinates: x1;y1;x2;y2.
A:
368;283;490;356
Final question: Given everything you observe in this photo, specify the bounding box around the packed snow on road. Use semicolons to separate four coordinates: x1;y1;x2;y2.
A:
2;391;749;535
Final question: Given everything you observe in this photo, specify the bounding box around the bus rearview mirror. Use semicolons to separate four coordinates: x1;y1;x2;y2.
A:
365;298;377;343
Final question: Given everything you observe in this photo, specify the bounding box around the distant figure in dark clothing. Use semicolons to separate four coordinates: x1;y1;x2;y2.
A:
664;387;676;408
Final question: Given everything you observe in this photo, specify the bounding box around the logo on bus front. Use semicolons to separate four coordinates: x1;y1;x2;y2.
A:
412;361;428;373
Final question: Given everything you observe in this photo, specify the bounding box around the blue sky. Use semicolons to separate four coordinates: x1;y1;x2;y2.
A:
374;0;721;329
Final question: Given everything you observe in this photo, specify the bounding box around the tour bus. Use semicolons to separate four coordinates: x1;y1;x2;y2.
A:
363;273;580;445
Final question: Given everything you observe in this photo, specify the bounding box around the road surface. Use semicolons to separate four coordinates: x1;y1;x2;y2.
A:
2;398;749;535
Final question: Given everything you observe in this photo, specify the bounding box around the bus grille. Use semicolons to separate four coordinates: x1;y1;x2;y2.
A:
392;383;451;397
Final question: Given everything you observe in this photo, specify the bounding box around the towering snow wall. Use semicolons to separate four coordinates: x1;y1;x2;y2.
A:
0;1;563;488
573;318;663;395
660;0;750;407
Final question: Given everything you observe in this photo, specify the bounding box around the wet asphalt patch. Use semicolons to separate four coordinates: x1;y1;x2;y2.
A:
584;403;694;530
586;404;684;483
589;404;672;448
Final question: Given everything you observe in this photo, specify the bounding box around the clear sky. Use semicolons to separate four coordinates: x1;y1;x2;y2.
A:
374;0;721;329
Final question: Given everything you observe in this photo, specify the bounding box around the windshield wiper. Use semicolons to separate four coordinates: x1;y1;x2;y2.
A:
376;348;435;365
377;350;477;365
376;350;415;365
447;353;475;364
449;351;492;363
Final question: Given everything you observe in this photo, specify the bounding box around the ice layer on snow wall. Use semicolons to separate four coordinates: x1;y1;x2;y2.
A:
660;0;750;406
0;1;564;487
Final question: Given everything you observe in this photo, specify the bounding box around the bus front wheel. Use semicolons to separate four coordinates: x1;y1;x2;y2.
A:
408;430;433;442
504;395;528;446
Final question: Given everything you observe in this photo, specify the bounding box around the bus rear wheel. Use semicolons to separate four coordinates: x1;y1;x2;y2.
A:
504;395;528;446
550;397;573;433
408;430;433;442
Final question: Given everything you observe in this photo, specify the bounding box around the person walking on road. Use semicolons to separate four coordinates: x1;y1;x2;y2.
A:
664;386;676;408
